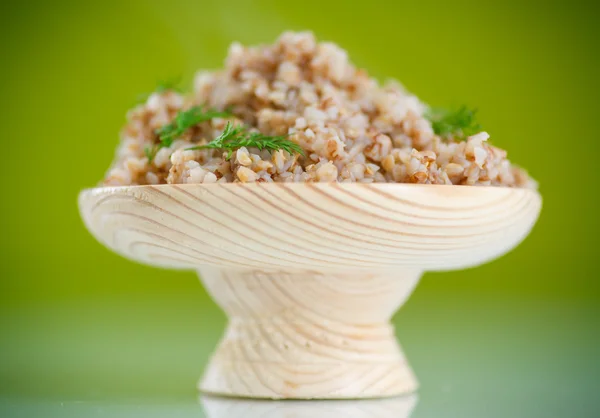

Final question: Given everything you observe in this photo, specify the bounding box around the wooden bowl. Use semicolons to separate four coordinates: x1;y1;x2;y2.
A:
78;183;541;399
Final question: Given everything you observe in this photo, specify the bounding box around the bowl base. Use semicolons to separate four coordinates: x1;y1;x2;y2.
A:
200;393;419;416
200;358;417;399
197;267;421;399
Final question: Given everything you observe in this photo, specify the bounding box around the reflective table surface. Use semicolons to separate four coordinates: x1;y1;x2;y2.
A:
2;279;598;418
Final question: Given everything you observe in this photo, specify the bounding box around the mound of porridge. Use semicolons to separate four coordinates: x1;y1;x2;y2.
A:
104;31;535;188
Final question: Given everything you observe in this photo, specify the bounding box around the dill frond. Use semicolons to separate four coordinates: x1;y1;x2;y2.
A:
155;76;182;93
186;122;305;159
232;132;305;158
427;105;481;140
136;76;183;104
156;106;232;148
144;145;156;162
142;106;231;162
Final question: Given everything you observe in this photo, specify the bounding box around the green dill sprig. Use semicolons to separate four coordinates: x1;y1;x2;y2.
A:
144;145;159;162
156;106;232;148
155;76;182;93
186;122;305;160
136;76;183;104
144;146;155;162
145;105;232;161
426;105;481;140
186;122;246;154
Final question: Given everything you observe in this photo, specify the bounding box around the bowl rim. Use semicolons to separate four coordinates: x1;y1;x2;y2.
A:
78;182;542;271
79;183;541;217
81;182;540;195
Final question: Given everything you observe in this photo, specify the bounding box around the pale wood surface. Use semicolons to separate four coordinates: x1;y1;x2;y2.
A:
79;183;542;272
199;268;421;399
78;183;541;399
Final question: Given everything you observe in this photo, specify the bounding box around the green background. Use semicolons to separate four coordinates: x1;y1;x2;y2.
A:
1;0;598;417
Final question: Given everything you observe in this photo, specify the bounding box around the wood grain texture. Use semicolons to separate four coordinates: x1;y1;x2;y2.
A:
78;183;542;271
199;268;420;399
200;394;418;417
78;183;542;399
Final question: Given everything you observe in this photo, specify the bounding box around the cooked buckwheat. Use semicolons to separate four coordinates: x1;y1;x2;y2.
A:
103;32;536;189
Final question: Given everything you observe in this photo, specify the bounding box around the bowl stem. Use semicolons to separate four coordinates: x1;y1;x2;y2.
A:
197;267;421;399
